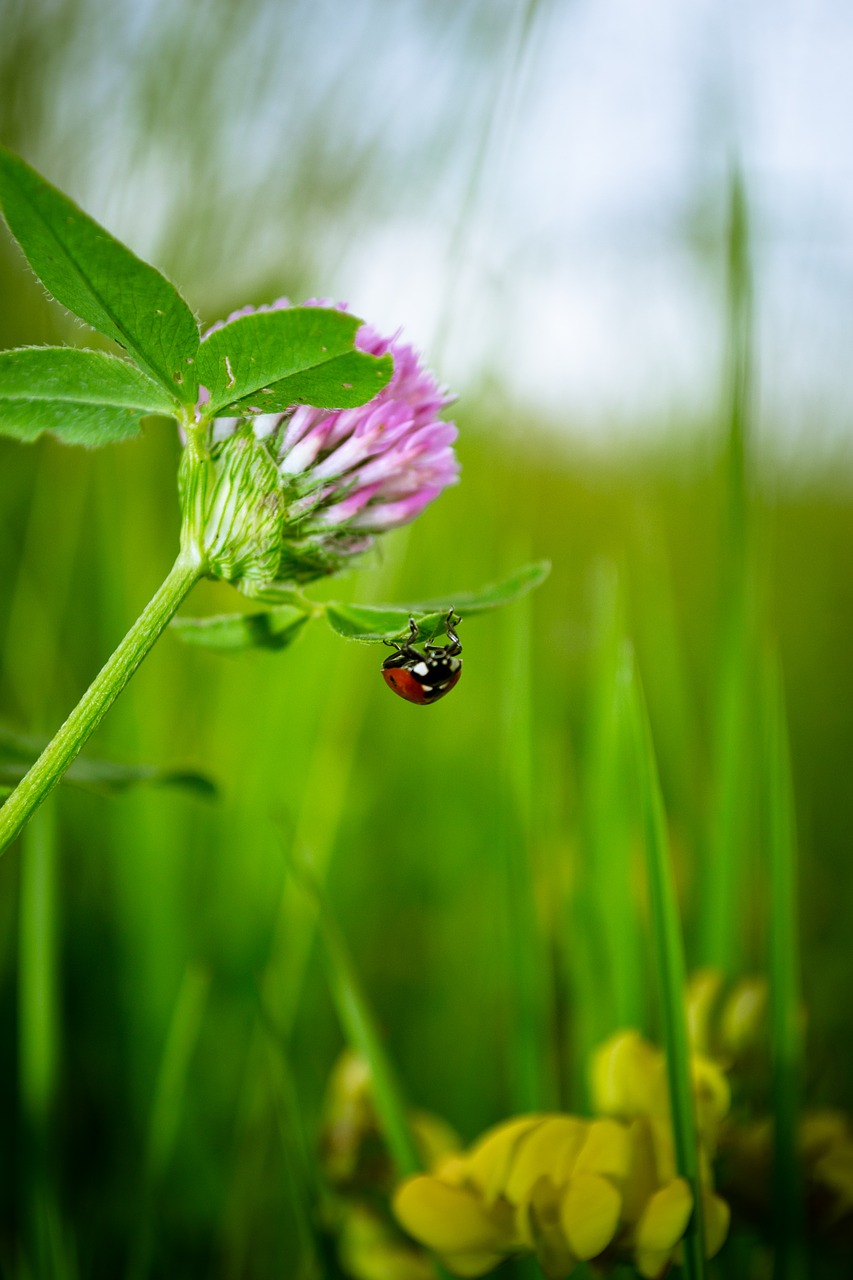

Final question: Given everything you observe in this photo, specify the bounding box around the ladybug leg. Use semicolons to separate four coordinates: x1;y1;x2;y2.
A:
384;617;420;653
444;609;462;656
425;609;463;657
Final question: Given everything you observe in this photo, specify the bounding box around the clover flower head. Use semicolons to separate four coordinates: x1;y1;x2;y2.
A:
195;299;459;590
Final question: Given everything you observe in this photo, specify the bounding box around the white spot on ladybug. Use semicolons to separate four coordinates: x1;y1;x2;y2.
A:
413;662;430;678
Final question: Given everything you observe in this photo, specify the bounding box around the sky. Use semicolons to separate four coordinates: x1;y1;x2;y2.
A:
7;0;853;462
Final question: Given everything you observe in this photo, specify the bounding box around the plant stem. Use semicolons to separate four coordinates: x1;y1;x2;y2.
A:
0;554;202;855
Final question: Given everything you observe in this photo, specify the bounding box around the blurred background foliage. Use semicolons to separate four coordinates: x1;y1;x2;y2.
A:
1;0;853;1276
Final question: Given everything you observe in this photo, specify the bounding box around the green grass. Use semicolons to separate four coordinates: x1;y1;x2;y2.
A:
2;25;853;1277
2;417;851;1275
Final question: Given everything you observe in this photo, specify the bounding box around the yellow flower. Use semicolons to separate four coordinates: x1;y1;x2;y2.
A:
393;1175;514;1277
722;1108;853;1236
686;968;769;1063
319;1049;461;1193
589;1026;730;1202
337;1203;439;1280
393;1107;730;1278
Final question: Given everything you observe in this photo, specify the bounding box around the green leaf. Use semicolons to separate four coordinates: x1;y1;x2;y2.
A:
323;560;551;642
0;346;177;445
170;604;310;652
196;307;393;417
0;147;199;404
0;726;216;799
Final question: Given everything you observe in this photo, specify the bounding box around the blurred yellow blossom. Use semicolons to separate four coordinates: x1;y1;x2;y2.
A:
337;1203;439;1280
722;1108;853;1240
686;968;769;1065
590;1029;731;1178
319;1050;461;1280
320;1048;461;1193
393;1105;730;1278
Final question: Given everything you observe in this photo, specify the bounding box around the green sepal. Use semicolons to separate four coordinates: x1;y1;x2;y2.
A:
0;725;216;799
0;346;177;445
179;425;285;586
0;146;200;405
170;604;310;652
196;307;392;417
323;560;551;642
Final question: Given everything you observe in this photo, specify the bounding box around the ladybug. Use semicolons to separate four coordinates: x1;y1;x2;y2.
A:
381;610;463;705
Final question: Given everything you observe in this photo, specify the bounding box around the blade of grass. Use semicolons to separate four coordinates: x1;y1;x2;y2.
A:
700;167;755;975
568;566;647;1111
262;528;412;1036
305;872;421;1178
126;963;211;1280
433;0;547;365
763;650;806;1280
290;866;457;1280
18;798;72;1280
219;535;414;1272
9;450;90;1280
627;652;705;1280
257;1007;328;1280
500;582;556;1111
631;511;699;835
19;799;58;1132
586;564;647;1032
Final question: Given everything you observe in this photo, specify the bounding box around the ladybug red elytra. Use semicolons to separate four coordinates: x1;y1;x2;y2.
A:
381;611;463;705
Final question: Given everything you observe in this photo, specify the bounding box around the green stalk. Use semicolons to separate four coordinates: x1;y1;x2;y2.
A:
282;852;421;1176
257;1014;328;1280
628;655;705;1280
764;652;806;1280
316;900;421;1179
304;889;457;1280
700;168;754;975
19;799;58;1127
0;552;201;855
18;798;68;1279
127;964;211;1280
587;564;646;1033
569;564;646;1112
500;587;555;1112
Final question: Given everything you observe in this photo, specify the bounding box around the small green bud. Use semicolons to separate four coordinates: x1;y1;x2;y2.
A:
179;424;284;587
